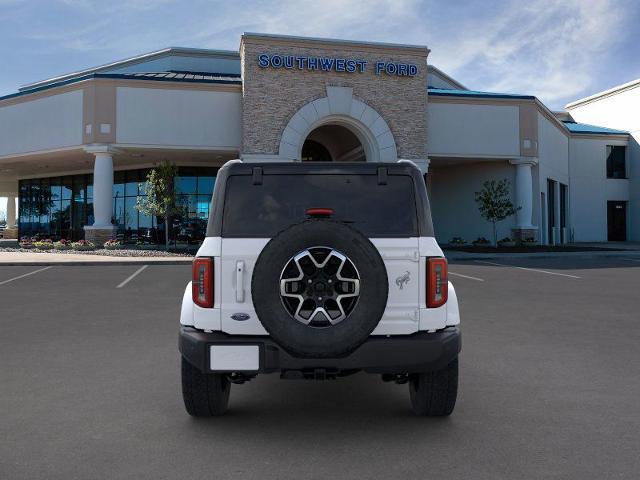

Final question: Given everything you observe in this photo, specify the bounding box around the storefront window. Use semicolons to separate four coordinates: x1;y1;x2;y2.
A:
18;166;217;245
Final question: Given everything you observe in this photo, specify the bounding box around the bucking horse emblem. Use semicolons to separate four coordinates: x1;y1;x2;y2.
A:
395;270;411;290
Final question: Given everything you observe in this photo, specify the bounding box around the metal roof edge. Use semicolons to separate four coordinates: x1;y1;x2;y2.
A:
19;47;240;92
2;73;242;103
427;88;535;100
427;65;467;90
565;78;640;109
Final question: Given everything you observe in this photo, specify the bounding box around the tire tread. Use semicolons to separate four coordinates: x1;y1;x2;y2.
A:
409;357;458;416
181;358;230;417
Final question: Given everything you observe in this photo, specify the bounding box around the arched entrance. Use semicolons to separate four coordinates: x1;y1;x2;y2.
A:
301;124;366;162
277;86;398;163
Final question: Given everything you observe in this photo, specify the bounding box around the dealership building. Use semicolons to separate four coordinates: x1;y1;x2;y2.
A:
0;33;637;245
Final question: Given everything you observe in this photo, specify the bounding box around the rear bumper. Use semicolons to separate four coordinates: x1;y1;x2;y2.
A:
179;326;461;375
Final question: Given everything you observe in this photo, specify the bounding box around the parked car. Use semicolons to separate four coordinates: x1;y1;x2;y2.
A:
179;160;461;416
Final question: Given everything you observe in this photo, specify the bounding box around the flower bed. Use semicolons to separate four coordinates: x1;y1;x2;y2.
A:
71;240;96;251
103;239;123;250
54;239;73;250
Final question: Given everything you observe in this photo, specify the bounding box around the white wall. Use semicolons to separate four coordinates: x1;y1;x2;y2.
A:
0;90;83;156
568;86;639;241
569;137;629;241
536;113;569;242
568;85;640;133
427;103;520;157
116;87;242;148
430;161;517;243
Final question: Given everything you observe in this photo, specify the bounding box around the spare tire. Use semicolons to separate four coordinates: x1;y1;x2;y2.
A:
251;219;388;358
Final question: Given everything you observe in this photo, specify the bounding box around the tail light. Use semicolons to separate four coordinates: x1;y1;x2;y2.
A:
192;258;214;308
427;257;448;308
305;207;335;217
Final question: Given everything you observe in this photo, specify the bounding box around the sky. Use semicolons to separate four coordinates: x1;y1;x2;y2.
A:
1;0;639;109
1;0;639;216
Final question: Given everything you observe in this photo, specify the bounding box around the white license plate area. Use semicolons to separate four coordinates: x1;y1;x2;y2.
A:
209;345;259;371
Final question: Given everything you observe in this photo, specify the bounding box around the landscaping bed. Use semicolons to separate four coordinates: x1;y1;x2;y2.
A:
0;247;192;257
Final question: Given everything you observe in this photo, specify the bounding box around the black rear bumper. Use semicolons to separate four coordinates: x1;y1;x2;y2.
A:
179;326;461;375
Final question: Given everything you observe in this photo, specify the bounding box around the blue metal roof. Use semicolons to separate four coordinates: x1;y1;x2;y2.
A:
562;121;628;135
0;71;242;102
428;87;535;100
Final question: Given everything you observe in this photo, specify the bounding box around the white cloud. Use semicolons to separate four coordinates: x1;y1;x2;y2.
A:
426;0;628;107
2;0;634;108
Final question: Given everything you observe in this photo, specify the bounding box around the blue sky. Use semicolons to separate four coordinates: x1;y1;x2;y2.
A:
1;0;639;108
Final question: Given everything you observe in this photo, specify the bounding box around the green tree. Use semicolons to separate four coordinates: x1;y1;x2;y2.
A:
136;161;182;250
474;179;519;246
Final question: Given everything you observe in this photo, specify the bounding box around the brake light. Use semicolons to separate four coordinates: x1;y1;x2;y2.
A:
427;257;448;308
192;258;214;308
305;207;335;217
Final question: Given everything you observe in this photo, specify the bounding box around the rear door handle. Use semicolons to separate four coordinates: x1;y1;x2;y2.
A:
236;260;245;302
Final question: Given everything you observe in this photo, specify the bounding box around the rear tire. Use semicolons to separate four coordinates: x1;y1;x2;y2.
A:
409;357;458;416
181;357;230;417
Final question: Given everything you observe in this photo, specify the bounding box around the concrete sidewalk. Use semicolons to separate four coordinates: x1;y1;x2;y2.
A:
445;249;640;261
0;251;193;266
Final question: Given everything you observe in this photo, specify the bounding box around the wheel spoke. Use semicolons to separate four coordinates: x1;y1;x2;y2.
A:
279;246;360;327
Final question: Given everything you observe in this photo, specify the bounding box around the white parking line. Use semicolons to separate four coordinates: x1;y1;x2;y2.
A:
449;272;484;282
0;266;52;286
116;265;149;289
475;260;581;279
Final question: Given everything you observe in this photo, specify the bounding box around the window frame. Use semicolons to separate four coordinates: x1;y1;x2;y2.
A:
606;145;627;179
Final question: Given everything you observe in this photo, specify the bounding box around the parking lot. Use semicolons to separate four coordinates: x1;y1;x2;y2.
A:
1;256;640;479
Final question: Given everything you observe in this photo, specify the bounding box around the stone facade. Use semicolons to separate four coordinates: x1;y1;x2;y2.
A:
511;227;539;243
84;226;117;246
1;228;18;239
240;34;429;160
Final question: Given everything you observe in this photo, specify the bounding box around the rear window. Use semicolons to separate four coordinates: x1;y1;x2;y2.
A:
221;174;418;237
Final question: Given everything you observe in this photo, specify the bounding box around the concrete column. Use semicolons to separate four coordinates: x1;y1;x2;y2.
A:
83;145;118;245
6;195;17;228
91;152;114;227
509;157;539;241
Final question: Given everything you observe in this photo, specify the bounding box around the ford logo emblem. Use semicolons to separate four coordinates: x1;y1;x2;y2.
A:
231;313;250;321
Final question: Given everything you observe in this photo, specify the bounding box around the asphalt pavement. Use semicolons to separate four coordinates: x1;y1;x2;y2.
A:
1;257;639;479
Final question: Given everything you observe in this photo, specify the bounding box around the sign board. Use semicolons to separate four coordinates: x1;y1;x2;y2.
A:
258;53;418;77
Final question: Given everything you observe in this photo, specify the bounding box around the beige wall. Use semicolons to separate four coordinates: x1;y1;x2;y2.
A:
427;102;520;157
116;86;242;148
0;90;83;157
240;35;429;159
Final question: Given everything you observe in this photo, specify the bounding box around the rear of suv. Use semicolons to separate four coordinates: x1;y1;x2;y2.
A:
179;160;461;416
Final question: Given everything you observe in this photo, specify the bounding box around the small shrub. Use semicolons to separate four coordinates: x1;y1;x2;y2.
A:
449;236;466;245
103;239;123;250
33;239;54;250
54;239;73;250
19;236;34;249
71;240;96;251
472;237;491;246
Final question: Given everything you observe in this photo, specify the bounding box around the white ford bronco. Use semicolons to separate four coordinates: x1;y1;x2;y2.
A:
179;160;461;416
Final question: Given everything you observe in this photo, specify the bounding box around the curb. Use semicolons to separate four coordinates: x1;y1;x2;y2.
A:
0;259;193;266
446;251;640;261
